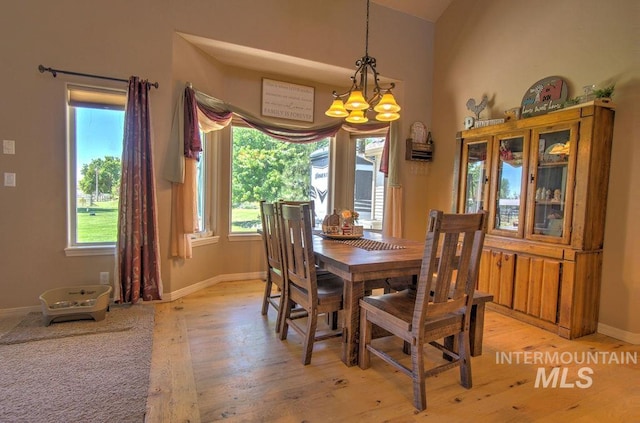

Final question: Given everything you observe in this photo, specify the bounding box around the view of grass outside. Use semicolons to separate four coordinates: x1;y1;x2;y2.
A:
77;200;266;241
230;207;262;233
76;199;119;243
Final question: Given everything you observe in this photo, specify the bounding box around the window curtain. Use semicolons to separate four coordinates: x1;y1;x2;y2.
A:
382;121;403;237
166;84;401;256
115;76;162;303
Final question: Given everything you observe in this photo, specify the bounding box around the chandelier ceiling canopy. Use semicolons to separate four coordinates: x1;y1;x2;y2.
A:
324;0;400;124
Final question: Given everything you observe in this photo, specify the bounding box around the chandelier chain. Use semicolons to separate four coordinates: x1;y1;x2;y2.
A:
364;0;370;57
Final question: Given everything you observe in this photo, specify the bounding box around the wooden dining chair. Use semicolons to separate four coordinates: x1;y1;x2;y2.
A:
278;199;339;329
278;203;344;365
259;200;287;331
358;209;486;410
259;200;307;332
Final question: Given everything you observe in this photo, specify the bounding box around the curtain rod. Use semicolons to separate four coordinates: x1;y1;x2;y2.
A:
38;65;159;89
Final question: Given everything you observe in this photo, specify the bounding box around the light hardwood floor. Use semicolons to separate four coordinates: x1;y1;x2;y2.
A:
144;279;640;422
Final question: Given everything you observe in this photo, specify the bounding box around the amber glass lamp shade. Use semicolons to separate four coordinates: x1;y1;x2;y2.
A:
344;90;370;111
373;93;401;113
325;99;349;117
375;111;400;122
345;109;369;123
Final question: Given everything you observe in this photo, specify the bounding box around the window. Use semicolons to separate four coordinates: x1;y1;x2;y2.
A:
230;124;330;233
66;85;125;251
191;130;215;244
353;135;386;230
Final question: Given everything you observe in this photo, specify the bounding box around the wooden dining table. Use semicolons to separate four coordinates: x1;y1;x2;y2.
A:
313;231;425;366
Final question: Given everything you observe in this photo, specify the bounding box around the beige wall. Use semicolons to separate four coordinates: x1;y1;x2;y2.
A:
0;1;433;308
433;0;640;338
2;0;635;341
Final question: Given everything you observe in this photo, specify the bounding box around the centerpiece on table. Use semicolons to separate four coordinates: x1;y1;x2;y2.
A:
322;209;363;236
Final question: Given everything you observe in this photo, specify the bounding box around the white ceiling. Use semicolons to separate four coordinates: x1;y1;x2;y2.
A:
180;1;451;88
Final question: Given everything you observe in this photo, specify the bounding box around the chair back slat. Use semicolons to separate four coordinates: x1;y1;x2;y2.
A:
415;210;486;323
280;204;317;308
432;231;460;302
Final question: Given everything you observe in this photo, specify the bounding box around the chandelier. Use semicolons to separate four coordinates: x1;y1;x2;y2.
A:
324;0;400;123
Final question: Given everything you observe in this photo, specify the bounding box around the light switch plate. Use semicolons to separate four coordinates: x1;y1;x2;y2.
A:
3;140;15;155
4;172;16;187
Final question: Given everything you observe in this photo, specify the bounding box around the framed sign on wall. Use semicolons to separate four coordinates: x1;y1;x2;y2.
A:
261;78;315;123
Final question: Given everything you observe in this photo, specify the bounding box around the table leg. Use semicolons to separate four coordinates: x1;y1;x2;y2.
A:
342;279;364;366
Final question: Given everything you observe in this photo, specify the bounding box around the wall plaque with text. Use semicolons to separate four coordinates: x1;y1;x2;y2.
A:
261;78;314;123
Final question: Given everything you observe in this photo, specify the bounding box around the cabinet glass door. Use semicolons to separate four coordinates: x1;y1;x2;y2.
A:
460;139;491;213
527;124;577;243
490;133;528;237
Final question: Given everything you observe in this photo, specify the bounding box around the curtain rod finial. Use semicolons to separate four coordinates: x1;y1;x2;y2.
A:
38;65;57;77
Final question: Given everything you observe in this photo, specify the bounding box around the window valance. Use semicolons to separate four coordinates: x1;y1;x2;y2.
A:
166;83;393;184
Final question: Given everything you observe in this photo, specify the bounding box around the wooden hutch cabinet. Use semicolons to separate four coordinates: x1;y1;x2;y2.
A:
453;100;615;338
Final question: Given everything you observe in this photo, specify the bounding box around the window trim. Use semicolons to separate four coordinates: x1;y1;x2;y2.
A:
190;130;219;247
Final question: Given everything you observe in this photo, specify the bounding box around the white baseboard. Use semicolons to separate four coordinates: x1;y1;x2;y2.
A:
0;305;40;318
598;322;640;345
161;271;266;302
0;272;267;317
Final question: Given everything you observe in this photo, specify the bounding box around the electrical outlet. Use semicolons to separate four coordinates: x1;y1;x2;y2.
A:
100;272;110;285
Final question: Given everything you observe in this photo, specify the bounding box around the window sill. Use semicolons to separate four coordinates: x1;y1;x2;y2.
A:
65;245;116;257
192;235;220;247
228;233;262;242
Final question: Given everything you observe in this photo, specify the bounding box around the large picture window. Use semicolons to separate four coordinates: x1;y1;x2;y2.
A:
67;85;125;248
230;125;330;233
353;135;386;230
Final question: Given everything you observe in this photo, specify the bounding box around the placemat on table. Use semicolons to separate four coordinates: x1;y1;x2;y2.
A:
334;238;406;251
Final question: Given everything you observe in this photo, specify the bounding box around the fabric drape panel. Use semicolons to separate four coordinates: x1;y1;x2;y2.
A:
170;158;198;258
382;121;403;237
183;86;202;160
380;132;390;176
117;76;162;303
383;186;403;237
168;87;204;259
166;87;185;183
168;86;231;259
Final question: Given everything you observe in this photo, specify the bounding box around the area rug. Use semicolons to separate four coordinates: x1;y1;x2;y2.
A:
0;304;155;423
0;305;150;345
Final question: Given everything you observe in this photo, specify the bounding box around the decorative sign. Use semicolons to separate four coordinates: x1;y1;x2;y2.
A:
521;76;568;117
261;78;314;122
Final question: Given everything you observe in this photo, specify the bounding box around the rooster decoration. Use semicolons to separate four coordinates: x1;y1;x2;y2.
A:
466;95;488;120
